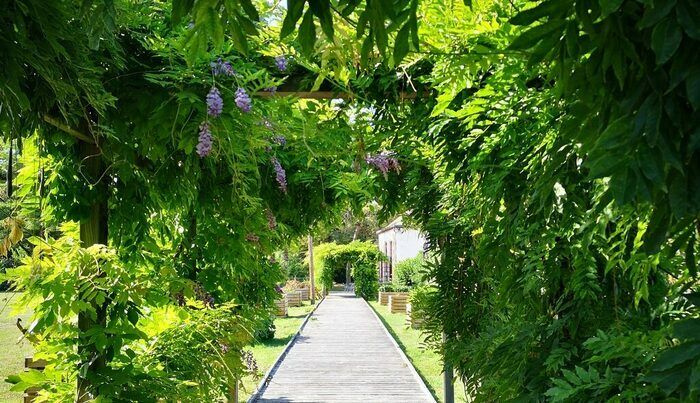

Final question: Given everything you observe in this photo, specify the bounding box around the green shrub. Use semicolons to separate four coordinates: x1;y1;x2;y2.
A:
392;254;424;290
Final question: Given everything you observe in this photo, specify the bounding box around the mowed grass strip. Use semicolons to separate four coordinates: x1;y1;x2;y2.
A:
0;292;33;403
369;300;470;403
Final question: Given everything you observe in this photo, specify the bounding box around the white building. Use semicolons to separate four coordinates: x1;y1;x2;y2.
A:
377;216;427;282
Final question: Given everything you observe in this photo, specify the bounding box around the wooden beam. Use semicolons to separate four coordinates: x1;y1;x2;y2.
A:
254;91;423;100
42;115;95;144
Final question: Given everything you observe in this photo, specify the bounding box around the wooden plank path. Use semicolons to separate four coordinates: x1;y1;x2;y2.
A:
251;291;436;403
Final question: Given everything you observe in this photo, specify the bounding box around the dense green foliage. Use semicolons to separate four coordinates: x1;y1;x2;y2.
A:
360;1;700;401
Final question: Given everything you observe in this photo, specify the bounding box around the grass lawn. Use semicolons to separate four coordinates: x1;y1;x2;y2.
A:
238;300;316;402
369;301;470;403
0;293;33;403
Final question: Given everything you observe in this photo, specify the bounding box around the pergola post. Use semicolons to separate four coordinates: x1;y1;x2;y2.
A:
308;234;316;302
443;332;454;403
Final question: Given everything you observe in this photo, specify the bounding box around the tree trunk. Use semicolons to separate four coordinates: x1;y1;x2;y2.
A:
77;140;108;402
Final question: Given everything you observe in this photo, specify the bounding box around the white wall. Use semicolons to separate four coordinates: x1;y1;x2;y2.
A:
377;227;425;281
395;229;425;262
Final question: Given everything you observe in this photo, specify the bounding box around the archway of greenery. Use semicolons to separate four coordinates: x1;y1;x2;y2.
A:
1;0;700;401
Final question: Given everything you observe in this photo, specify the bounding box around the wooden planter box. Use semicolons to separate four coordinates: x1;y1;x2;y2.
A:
378;291;399;305
287;291;302;307
24;357;46;403
275;296;288;317
388;293;410;314
298;287;310;301
406;303;424;329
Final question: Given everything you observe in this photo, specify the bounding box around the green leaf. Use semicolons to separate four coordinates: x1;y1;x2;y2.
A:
360;33;373;67
599;0;624;18
229;18;249;54
651;18;683;65
677;0;700;40
596;117;630;150
638;145;664;183
172;0;193;25
586;151;626;179
370;0;389;55
674;319;700;341
298;10;316;56
510;0;570;26
509;19;566;50
642;204;671;253
686;65;700;110
239;0;260;21
669;173;690;218
393;22;410;65
638;0;677;29
651;342;700;372
281;0;305;38
309;0;334;40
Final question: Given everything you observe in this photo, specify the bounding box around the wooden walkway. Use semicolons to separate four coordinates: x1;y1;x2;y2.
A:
251;291;435;403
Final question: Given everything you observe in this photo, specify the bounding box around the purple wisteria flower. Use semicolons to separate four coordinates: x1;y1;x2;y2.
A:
275;55;288;71
271;156;287;193
235;87;252;113
271;135;286;146
207;86;223;117
366;151;400;179
264;86;277;94
245;233;260;243
266;209;277;229
211;58;235;76
196;122;213;157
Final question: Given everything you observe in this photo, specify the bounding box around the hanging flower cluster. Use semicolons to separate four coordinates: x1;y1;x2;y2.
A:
235;87;252;112
197;58;255;158
196;122;213;157
206;87;223;117
271;156;287;193
275;55;288;71
366;151;400;179
210;58;235;76
271;135;286;146
266;209;277;229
